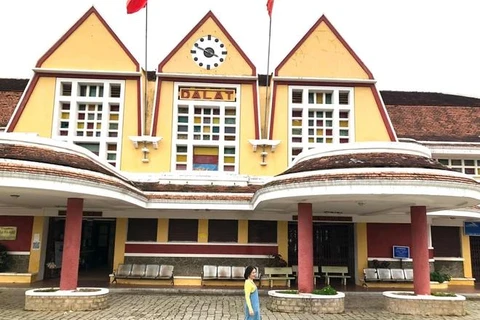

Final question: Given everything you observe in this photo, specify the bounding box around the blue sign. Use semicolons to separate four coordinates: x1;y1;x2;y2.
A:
464;222;480;236
393;246;410;259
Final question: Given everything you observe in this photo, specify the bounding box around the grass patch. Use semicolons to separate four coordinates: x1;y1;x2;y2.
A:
431;292;456;297
276;290;298;294
33;288;59;293
312;285;337;295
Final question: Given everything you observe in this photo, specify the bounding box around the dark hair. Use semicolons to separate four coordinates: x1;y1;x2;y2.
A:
244;266;255;279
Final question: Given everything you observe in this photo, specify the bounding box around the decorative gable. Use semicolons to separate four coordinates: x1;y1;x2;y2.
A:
36;7;139;72
275;15;373;79
158;11;256;76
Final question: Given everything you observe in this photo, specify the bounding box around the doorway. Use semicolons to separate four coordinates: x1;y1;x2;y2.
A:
288;222;355;284
45;218;116;279
470;236;480;282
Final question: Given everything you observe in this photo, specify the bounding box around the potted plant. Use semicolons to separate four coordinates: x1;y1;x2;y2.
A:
0;244;9;272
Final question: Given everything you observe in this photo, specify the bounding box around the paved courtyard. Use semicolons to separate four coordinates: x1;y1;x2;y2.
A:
1;288;480;319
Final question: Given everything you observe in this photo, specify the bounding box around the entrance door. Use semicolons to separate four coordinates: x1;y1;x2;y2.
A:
470;236;480;282
288;222;355;283
44;218;116;279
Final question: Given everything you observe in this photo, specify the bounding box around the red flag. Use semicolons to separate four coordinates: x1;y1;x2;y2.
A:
266;0;274;17
127;0;147;14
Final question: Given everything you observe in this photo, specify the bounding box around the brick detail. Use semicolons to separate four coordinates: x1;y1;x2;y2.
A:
24;292;109;311
384;295;466;316
267;295;344;314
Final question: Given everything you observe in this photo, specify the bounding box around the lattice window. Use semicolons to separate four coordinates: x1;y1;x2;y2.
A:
53;79;124;168
172;84;240;173
289;86;354;162
437;158;480;176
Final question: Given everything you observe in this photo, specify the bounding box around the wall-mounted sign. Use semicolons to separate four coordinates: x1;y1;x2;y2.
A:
178;87;236;102
0;227;17;240
393;245;410;259
464;221;480;236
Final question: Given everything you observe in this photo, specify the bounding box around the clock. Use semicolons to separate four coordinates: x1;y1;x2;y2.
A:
191;35;227;70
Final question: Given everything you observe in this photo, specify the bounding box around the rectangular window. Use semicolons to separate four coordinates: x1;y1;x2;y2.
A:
172;84;240;173
289;86;354;162
431;226;461;257
248;220;277;243
127;218;157;242
53;79;124;168
168;219;198;242
208;220;238;242
436;158;480;176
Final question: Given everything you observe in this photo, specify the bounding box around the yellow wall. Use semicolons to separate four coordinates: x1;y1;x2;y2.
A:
28;216;47;276
238;220;248;244
355;223;368;285
40;13;137;72
119;78;143;171
13;77;56;136
461;234;473;278
277;221;288;262
157;219;168;242
198;219;208;243
276;21;369;79
113;218;127;271
354;87;391;142
267;85;290;175
161;17;253;76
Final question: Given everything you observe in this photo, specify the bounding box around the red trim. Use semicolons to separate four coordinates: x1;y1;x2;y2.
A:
158;76;256;84
252;83;260;139
274;80;373;87
30;73;140;80
367;223;411;257
125;243;277;255
36;7;140;72
6;74;39;132
136;78;142;136
151;79;162;137
268;82;278;139
274;15;374;79
370;86;396;141
158;11;256;76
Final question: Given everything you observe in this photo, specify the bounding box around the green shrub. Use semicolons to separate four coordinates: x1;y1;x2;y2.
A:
0;244;9;272
430;271;451;283
312;285;337;295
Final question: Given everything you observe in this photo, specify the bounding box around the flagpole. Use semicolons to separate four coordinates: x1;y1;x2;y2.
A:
264;14;273;140
144;2;148;134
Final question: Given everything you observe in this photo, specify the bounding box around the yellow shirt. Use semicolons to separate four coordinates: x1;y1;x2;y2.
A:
244;279;256;313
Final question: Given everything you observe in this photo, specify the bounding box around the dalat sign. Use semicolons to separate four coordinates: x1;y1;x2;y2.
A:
179;88;236;102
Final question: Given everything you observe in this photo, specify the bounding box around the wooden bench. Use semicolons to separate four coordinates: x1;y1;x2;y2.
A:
292;265;321;285
261;267;295;288
321;266;350;286
201;265;260;285
111;263;174;285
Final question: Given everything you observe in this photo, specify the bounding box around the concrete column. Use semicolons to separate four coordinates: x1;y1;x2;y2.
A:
59;198;83;290
298;203;313;293
410;206;430;295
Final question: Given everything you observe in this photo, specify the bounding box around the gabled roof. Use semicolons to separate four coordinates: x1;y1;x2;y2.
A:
381;90;480;107
157;11;256;75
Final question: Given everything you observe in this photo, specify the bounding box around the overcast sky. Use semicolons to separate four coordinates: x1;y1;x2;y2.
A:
1;0;479;98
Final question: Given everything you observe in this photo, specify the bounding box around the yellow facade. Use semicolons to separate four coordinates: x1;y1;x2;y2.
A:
39;11;138;72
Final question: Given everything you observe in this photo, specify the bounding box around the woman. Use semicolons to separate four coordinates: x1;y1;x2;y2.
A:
244;266;261;319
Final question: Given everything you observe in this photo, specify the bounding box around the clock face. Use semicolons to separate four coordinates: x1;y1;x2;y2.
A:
191;35;227;70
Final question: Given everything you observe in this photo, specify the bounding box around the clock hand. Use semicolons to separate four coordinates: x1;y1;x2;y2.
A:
195;45;219;58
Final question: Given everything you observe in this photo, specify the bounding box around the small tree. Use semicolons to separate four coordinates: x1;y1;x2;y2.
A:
0;244;9;272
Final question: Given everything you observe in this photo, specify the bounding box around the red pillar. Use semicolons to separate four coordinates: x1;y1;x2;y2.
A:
59;198;83;290
298;203;313;293
410;206;430;295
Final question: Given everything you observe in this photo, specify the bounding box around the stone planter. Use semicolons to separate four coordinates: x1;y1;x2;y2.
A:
25;287;109;311
267;290;344;314
383;291;466;316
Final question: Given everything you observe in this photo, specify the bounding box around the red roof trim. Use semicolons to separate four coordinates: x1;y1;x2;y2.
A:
370;86;397;141
6;74;39;132
158;11;256;75
36;7;140;72
274;15;374;79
